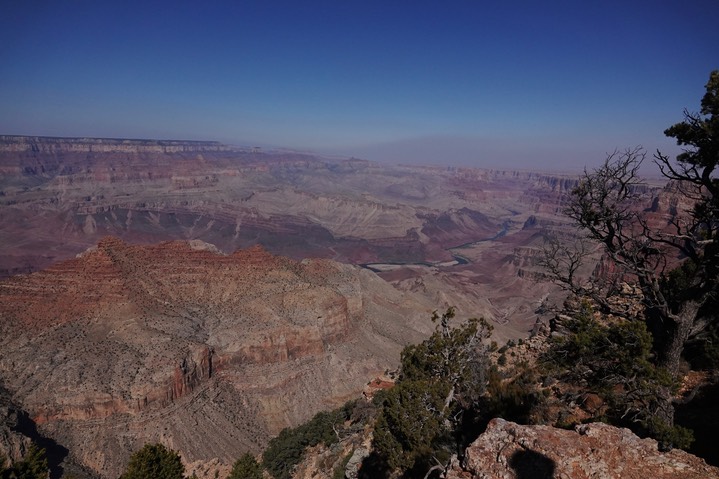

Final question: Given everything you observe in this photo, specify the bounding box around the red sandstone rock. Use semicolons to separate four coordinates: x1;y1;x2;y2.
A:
0;135;591;337
447;418;719;479
362;376;395;400
0;238;436;478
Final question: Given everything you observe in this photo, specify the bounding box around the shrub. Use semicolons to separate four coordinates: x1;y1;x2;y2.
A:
119;443;184;479
262;408;347;479
370;308;493;477
485;364;544;424
372;379;451;472
541;304;686;446
228;453;262;479
0;444;48;479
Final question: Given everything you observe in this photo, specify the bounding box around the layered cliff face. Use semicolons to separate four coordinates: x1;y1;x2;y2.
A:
0;135;232;154
0;238;437;478
0;135;681;344
0;135;591;336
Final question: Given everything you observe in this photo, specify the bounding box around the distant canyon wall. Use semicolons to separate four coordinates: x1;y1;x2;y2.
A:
0;135;232;154
0;134;672;336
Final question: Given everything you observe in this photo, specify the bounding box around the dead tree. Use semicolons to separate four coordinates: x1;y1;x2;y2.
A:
542;70;719;380
543;148;712;379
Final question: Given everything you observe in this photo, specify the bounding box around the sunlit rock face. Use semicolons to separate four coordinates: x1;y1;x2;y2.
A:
0;238;437;478
447;418;719;479
2;135;685;339
0;137;691;477
0;135;593;335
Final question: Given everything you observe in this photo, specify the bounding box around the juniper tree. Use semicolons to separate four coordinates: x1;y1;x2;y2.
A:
119;443;185;479
228;453;262;479
541;70;719;437
372;308;493;476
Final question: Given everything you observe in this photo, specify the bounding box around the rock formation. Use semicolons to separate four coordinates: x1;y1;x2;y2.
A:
0;136;678;338
0;136;703;478
0;135;599;337
0;387;34;466
0;238;438;478
447;418;719;479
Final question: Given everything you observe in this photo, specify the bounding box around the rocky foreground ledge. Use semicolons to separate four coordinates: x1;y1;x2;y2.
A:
447;418;719;479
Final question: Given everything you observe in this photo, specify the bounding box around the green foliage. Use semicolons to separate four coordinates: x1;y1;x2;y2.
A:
656;70;719;366
119;443;185;479
370;308;493;476
332;450;353;479
664;262;719;369
400;309;492;409
228;453;262;479
644;416;694;451
546;307;673;393
663;70;718;171
371;388;390;408
0;444;49;479
541;304;688;446
497;353;507;366
685;317;719;369
372;379;451;472
262;407;347;479
660;261;700;307
260;398;382;479
485;364;544;424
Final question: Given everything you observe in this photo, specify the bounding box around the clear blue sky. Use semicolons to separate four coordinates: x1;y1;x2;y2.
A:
1;1;717;169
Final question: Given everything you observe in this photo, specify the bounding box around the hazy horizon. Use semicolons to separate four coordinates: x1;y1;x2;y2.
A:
1;1;717;170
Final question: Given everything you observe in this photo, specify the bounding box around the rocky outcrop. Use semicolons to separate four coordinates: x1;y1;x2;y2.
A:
0;389;34;465
447;418;719;479
0;238;437;478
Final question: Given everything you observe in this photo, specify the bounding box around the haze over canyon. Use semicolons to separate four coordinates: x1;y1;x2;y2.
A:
0;135;684;477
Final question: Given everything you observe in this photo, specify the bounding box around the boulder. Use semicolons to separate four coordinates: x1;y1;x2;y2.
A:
447;418;719;479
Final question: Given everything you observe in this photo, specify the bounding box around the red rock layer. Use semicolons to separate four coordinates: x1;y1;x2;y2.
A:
448;418;719;479
0;237;435;477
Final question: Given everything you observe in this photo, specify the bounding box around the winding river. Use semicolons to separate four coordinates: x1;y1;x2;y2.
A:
361;220;512;272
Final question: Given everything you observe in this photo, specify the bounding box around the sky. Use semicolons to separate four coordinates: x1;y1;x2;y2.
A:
0;1;717;170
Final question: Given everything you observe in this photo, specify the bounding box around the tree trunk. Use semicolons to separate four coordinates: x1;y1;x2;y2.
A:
657;300;702;376
647;299;700;442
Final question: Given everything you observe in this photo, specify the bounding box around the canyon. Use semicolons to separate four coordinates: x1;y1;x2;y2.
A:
0;135;601;341
0;237;437;477
0;135;682;477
